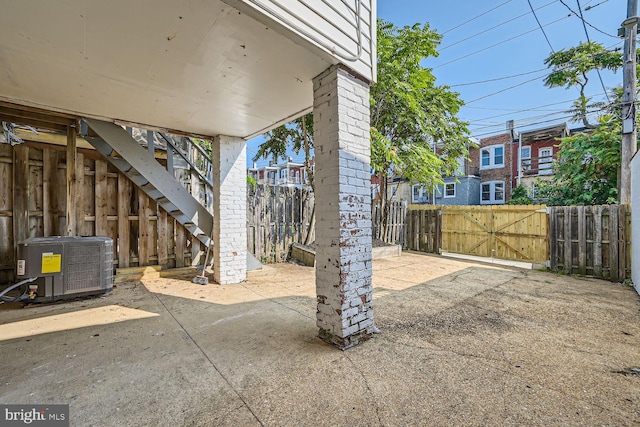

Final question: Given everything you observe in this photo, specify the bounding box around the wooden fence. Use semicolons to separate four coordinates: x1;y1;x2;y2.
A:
406;204;548;262
0;142;198;284
405;208;440;254
372;200;407;245
247;185;314;263
406;204;631;282
549;205;630;282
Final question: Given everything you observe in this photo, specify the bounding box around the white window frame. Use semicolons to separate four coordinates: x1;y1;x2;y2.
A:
480;180;505;205
444;182;456;198
480;144;505;170
412;184;429;204
521;146;531;171
539;147;553;175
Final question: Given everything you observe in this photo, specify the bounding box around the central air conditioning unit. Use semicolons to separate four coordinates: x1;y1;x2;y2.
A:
16;236;114;303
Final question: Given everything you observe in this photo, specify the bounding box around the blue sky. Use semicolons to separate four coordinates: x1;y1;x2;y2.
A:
247;0;626;166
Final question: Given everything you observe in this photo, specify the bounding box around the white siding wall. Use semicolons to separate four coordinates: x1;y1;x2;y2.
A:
226;0;376;82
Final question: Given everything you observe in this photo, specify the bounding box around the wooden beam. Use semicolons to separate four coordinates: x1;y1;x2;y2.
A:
0;106;76;127
75;152;85;235
0;101;79;121
157;208;168;269
43;150;58;236
117;174;131;268
12;145;29;244
138;192;150;266
95;159;108;236
0;115;68;133
66;125;77;236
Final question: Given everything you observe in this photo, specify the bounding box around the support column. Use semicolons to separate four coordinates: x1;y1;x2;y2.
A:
66;124;77;236
313;65;375;349
212;135;247;284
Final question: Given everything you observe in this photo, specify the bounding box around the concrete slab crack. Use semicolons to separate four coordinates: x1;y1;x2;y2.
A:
152;293;265;427
344;353;383;426
240;284;315;321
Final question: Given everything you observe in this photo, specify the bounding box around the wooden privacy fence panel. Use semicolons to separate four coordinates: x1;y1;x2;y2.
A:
247;185;314;263
0;142;196;284
549;205;630;282
405;206;441;253
406;204;548;263
372;200;407;245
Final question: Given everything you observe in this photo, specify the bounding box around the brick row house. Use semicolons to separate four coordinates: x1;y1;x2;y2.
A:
248;157;313;189
395;121;568;205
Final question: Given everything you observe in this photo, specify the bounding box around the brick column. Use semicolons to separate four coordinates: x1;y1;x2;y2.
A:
212;135;247;284
313;65;375;349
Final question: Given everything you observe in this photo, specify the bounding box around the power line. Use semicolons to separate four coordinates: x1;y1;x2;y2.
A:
441;0;514;35
433;14;571;69
469;107;611;139
467;91;614;124
440;0;556;51
559;0;618;39
468;99;622;137
458;43;622;105
468;95;608;122
465;73;547;104
528;0;555;53
449;68;549;87
572;0;612;102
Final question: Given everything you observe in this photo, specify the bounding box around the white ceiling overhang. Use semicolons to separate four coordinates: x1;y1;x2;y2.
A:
0;0;338;138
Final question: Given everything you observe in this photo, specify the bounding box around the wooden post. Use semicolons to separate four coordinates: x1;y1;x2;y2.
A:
577;206;586;275
593;206;603;278
549;207;557;270
66;124;77;236
157;208;168;268
175;224;186;267
609;206;620;281
117;174;131;268
75;152;84;235
138;191;150;266
619;204;627;280
563;208;572;273
12;144;29;244
95;159;108;236
43;150;58;236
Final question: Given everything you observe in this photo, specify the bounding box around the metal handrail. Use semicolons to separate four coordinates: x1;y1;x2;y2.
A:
158;133;213;188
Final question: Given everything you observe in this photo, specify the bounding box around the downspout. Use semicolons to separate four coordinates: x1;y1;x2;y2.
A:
518;132;522;186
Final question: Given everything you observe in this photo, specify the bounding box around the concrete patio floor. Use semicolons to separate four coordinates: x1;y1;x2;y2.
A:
1;252;639;426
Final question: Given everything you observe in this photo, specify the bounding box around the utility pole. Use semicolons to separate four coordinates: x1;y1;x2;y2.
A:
620;0;638;205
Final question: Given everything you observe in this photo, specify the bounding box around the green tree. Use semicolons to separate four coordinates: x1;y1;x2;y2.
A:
543;42;622;128
255;20;472;240
371;20;471;236
536;115;620;205
253;114;316;244
506;185;533;205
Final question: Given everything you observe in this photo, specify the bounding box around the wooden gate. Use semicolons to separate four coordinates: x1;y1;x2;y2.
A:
437;205;548;262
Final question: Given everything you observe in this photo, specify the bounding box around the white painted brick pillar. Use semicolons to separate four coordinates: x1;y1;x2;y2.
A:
313;65;375;349
212;135;247;285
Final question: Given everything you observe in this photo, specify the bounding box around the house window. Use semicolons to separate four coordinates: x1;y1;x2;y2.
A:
521;146;531;171
480;144;505;170
539;147;553;175
444;183;455;198
480;181;505;204
412;184;429;204
280;169;288;180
